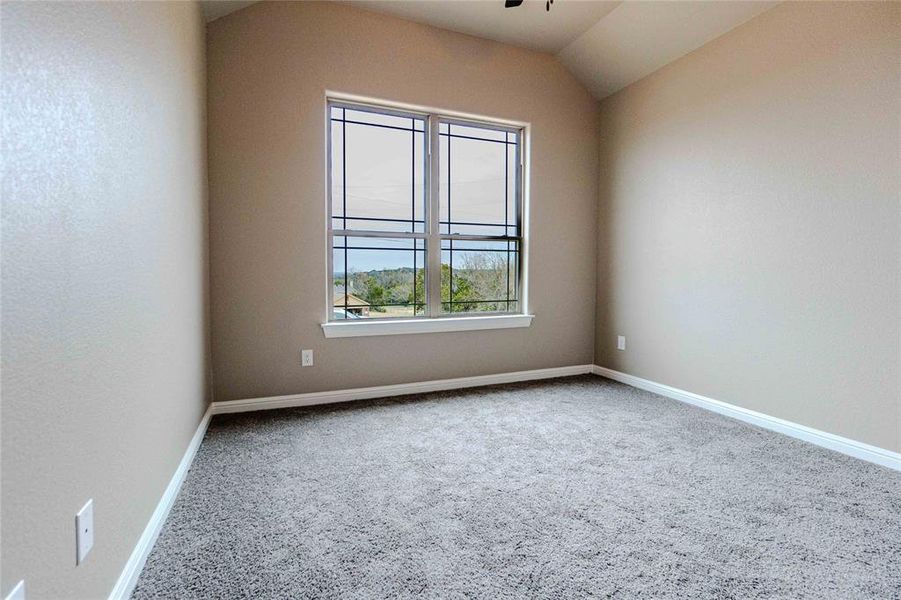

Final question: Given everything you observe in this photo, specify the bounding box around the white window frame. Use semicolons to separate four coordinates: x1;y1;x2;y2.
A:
321;93;532;338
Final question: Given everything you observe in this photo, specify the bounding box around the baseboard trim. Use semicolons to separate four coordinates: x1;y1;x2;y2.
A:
108;365;591;598
592;365;901;472
211;364;595;415
109;363;897;600
108;405;213;600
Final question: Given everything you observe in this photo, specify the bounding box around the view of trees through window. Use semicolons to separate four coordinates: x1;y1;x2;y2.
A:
329;102;522;320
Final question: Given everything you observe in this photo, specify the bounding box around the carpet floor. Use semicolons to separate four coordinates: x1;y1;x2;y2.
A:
132;375;901;599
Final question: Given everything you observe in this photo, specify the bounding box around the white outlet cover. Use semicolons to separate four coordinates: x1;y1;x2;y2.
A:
301;349;313;367
4;580;25;600
617;335;626;350
76;499;94;565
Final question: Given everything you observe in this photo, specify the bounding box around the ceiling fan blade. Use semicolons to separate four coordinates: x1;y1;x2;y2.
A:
504;0;524;7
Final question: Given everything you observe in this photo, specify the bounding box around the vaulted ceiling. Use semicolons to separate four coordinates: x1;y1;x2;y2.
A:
201;0;779;99
344;0;622;54
201;1;258;23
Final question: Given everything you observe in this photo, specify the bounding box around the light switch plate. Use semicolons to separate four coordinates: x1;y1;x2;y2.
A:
76;499;94;565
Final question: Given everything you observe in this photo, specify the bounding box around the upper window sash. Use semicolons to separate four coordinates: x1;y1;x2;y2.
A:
329;103;427;235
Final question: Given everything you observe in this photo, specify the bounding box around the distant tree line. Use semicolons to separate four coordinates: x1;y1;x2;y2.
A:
335;253;514;313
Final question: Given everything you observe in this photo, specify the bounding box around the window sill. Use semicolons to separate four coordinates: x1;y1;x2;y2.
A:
321;314;534;338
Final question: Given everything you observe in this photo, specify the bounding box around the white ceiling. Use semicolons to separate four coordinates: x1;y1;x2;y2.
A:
345;0;621;54
201;0;780;99
200;0;258;23
559;1;780;98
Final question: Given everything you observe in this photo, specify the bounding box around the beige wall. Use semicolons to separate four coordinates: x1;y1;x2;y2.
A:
595;1;901;452
1;2;209;598
207;1;599;402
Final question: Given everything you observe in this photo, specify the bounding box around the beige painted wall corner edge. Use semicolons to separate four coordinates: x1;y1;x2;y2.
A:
107;407;213;600
592;366;901;472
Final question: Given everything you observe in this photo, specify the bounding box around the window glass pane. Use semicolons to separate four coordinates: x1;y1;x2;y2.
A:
413;131;425;232
330;120;344;224
439;132;449;230
332;236;347;313
507;137;518;236
440;239;519;314
333;216;424;233
439;122;518;237
331;236;426;319
343;108;419;131
330;106;426;233
447;122;508;142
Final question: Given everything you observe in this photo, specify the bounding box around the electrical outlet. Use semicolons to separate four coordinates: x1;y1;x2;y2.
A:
76;499;94;565
4;580;25;600
617;335;626;351
301;349;314;367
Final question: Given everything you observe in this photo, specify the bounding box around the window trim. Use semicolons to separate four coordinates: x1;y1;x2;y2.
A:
321;313;534;338
323;92;531;336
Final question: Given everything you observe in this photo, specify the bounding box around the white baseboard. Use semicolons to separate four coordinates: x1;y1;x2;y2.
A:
108;406;213;600
592;365;901;472
108;363;897;600
211;364;595;415
107;365;590;599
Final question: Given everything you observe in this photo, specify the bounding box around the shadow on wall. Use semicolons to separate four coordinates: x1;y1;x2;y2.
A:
595;109;621;371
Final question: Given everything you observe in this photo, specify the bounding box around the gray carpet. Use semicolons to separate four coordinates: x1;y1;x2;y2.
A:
132;375;901;599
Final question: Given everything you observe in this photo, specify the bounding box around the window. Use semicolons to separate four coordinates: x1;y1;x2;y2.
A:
326;98;528;335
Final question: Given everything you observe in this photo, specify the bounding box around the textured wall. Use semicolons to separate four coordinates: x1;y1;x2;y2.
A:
1;2;209;598
206;1;600;402
595;1;901;452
